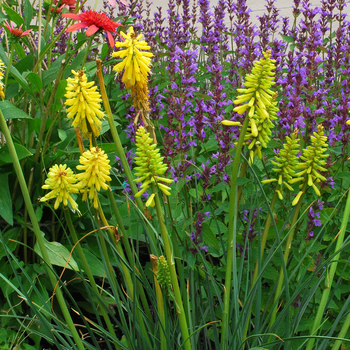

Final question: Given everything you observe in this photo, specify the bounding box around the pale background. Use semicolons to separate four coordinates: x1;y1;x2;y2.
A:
85;0;350;26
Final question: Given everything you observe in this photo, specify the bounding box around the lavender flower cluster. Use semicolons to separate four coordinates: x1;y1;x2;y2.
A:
109;0;350;190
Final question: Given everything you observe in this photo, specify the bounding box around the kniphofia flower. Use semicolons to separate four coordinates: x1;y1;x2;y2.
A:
64;70;104;137
112;26;153;89
62;10;122;47
4;21;32;38
76;147;111;209
134;126;173;206
262;129;301;200
0;60;5;101
40;164;80;211
289;124;329;205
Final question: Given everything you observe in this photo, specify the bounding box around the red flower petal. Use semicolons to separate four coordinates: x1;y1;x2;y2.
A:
106;31;114;47
66;22;89;32
85;24;99;37
61;13;83;20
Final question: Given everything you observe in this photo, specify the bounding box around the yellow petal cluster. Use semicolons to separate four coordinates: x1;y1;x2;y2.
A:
230;50;277;162
112;27;152;111
112;26;153;88
262;129;300;200
0;60;5;100
40;164;80;211
290;124;329;205
64;70;104;137
76;147;111;209
134;126;173;206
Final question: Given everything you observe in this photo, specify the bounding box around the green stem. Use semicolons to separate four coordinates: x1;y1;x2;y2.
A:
151;183;191;350
0;110;86;350
105;188;153;323
96;59;158;252
243;188;279;340
150;254;167;350
81;36;94;69
64;210;120;350
269;182;307;330
4;43;14;96
221;113;250;349
306;188;350;350
96;207;153;347
332;310;350;350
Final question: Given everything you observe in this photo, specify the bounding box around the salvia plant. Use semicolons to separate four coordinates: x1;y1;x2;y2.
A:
2;0;350;350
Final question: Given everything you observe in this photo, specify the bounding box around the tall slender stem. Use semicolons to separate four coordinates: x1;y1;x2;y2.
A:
269;182;307;329
243;188;279;340
221;113;249;349
307;189;350;350
151;183;191;350
96;59;158;252
0;110;85;350
64;210;121;350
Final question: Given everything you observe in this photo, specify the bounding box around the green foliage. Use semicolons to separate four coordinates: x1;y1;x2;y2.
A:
1;1;350;350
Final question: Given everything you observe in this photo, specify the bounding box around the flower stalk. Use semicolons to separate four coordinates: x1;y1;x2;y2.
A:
269;181;307;329
307;188;350;350
0;110;86;350
221;112;250;349
151;183;191;350
64;209;121;350
96;59;159;252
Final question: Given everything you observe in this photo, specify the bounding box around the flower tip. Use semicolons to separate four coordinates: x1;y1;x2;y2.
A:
346;120;350;125
221;120;241;126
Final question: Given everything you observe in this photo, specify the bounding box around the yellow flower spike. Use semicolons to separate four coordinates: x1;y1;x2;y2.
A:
65;70;104;138
134;126;173;201
231;51;278;161
113;26;153;112
262;129;301;200
0;60;5;100
76;147;111;209
295;124;329;198
40;164;81;213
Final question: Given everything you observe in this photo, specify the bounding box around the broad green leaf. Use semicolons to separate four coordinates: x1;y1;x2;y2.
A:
42;54;65;87
200;138;218;154
2;4;25;27
280;34;295;43
26;72;42;92
237;177;251;186
0;100;32;120
14;54;34;74
24;0;33;29
0;227;21;258
15;42;26;59
0;45;36;99
34;237;80;271
80;248;106;278
58;129;67;141
202;223;221;257
0;173;13;225
208;182;228;194
0;143;32;165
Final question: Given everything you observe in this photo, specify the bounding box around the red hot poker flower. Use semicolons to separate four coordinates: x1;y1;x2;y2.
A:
4;21;32;37
62;10;122;47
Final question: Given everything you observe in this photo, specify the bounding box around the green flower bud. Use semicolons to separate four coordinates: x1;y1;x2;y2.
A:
157;255;171;289
134;126;174;203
